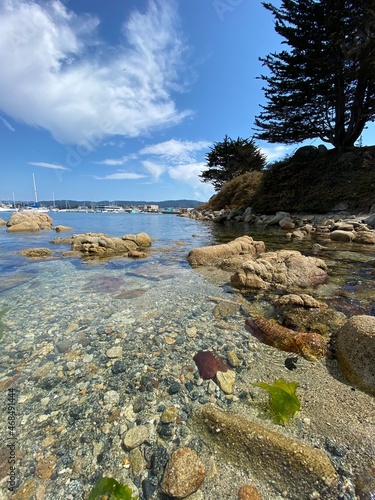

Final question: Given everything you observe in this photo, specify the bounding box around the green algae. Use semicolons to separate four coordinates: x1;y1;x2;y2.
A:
254;378;301;425
89;477;138;500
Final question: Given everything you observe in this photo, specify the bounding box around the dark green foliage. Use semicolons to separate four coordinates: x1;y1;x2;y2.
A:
254;378;301;425
200;135;266;191
254;0;375;150
251;146;375;213
89;477;138;500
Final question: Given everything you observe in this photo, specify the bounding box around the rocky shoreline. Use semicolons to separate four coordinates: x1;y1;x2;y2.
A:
0;210;374;499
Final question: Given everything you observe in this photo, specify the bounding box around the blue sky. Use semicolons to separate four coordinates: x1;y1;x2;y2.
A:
0;0;374;204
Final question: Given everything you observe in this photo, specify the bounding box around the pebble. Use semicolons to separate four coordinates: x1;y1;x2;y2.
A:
216;369;236;394
123;425;150;450
106;346;123;358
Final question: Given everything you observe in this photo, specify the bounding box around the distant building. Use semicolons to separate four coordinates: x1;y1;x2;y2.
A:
143;204;159;213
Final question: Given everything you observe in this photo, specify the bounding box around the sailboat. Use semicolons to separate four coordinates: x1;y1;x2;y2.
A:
21;174;49;213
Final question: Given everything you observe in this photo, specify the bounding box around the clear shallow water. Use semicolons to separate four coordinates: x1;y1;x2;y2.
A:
0;212;374;499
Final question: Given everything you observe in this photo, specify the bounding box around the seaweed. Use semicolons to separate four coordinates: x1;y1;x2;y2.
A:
88;477;138;500
253;378;301;425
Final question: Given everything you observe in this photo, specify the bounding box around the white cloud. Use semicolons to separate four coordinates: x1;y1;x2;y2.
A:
94;156;129;166
29;161;69;170
0;0;191;144
142;160;166;182
140;138;210;163
93;171;146;180
168;162;215;198
0;115;15;131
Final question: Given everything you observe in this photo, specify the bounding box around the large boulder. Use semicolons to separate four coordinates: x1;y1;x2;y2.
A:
6;211;53;232
230;249;328;291
335;315;375;395
187;236;265;267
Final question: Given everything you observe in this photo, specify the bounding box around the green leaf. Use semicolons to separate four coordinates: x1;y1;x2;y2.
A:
253;378;301;425
88;477;138;500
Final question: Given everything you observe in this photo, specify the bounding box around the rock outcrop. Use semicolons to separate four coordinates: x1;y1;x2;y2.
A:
6;211;53;232
188;209;375;245
335;315;375;395
187;236;265;267
69;232;153;258
230;249;327;291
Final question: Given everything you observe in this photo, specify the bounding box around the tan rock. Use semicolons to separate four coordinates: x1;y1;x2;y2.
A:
123;425;150;450
187;236;264;267
192;405;338;500
330;229;355;242
227;350;242;367
70;232;152;258
54;225;73;232
335;315;375;395
7;220;40;232
0;218;6;226
19;248;53;258
6;211;53;231
216;369;236;394
354;231;375;244
279;216;295;230
231;250;327;291
161;447;206;498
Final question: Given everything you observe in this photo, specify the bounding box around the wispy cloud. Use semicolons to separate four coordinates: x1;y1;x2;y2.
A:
29;161;69;170
140;138;210;163
94;156;129;166
0;116;15;131
142;160;166;182
93;171;146;180
0;0;191;145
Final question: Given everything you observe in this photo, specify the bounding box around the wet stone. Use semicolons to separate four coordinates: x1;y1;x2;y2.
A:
169;381;181;394
123;425;150;450
111;360;126;374
55;339;72;353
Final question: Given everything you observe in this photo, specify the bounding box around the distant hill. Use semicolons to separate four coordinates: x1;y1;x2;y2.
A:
37;199;203;209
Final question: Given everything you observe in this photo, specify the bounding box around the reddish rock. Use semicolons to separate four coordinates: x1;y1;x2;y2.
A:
245;317;328;361
238;485;262;499
193;351;229;379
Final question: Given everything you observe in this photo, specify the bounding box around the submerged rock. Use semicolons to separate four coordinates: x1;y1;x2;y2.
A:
335;315;375;395
193;351;229;380
191;405;338;500
161;448;206;498
19;248;53;258
245;317;328;361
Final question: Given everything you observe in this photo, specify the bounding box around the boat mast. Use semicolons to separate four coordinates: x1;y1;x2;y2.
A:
32;173;38;206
